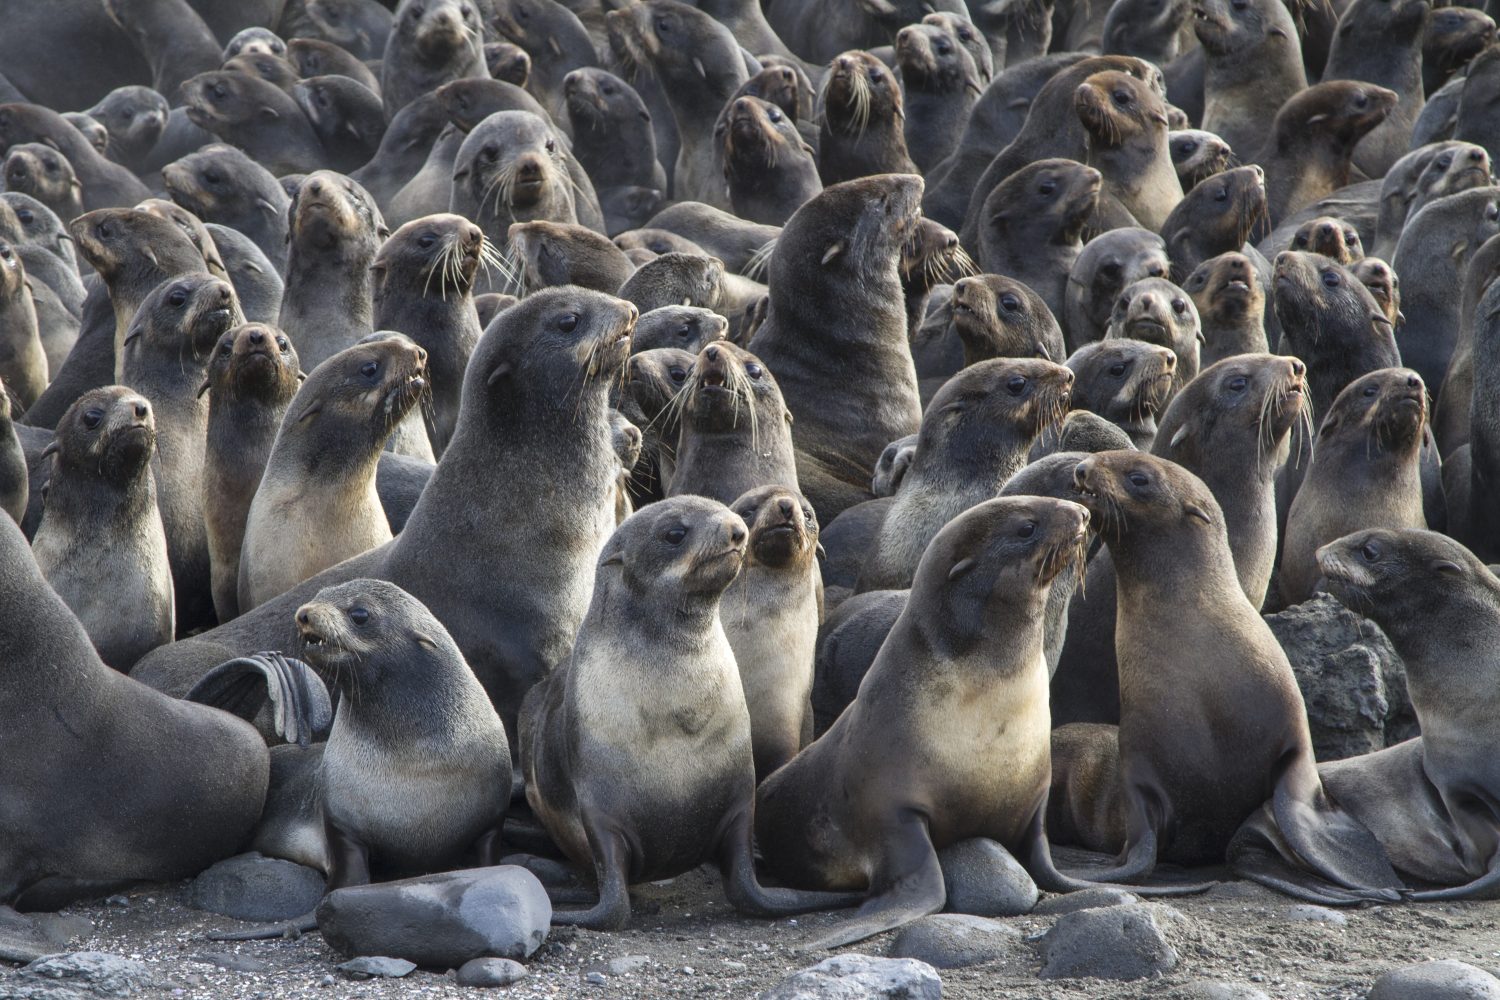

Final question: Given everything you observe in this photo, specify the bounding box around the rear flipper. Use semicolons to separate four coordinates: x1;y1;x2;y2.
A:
792;808;945;952
1021;805;1213;897
205;911;319;942
184;652;333;747
1228;801;1404;906
1406;856;1500;901
716;807;861;922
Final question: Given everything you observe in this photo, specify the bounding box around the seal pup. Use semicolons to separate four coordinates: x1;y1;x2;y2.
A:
749;174;923;522
761;496;1190;950
31;386;173;671
1323;0;1430;178
1280;369;1428;605
1289;217;1364;265
381;0;487;121
1170;130;1236;192
857;358;1074;593
84;86;169;175
201;324;302;623
206;223;283;326
371;214;488;455
561;68;667;194
1070;69;1182;231
723;486;822;782
279;172;388;371
1162;165;1267;283
0;103;150;210
3;144;83;225
950;274;1066;368
1194;0;1307;158
0;241;44;412
0;380;26;524
717;96;821;228
1104;276;1202;401
131;288;636;748
894;20;982;174
288;38;383;96
618;346;694;506
102;0;221;104
520;495;856;929
1232;529;1500;902
616;252;723;313
292;76;387;176
668;341;798;505
239;338;429;613
1424;6;1496;97
507;220;635;296
179;71;328;177
1063;227;1170;351
1184;252;1269;366
1063;339;1177;450
816;50;917;186
160;145;290;276
629;305;727;354
1047;451;1401;898
290;579;510;886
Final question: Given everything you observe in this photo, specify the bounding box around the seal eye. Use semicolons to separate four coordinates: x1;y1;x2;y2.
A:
1006;375;1027;395
211;82;228;101
1321;270;1341;288
767;106;783;123
935;39;952;55
1017;520;1036;538
418;234;436;249
1127;471;1150;487
664;525;687;544
97;222;113;239
349;607;369;625
15;209;31;224
557;312;579;333
868;67;882;82
1038;179;1057;195
1000;293;1020;311
1171;298;1187;315
1108;362;1127;377
1215;186;1228;202
746;363;763;379
1438;154;1454;169
202;168;222;184
220;341;233;356
120;111;133;123
1363;383;1379;397
1147;264;1166;278
1293;234;1308;247
168;288;188;308
361;360;380;378
545;138;557;153
1230;0;1248;8
668;366;687;383
1228;375;1248;392
1361;541;1381;562
1112;90;1131;106
1100;262;1121;279
276;336;290;351
655;16;672;33
82;408;104;429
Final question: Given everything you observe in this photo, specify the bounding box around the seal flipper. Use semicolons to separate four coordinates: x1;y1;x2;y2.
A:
1406;857;1500;901
1020;802;1213;897
715;806;861;920
1228;802;1404;906
796;809;946;952
1268;755;1404;898
548;813;632;931
184;652;334;747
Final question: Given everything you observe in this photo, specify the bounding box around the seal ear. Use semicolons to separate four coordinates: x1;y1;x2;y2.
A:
486;362;513;386
693;58;709;80
820;241;845;266
1304;113;1328;126
259;105;281;119
1169;422;1192;450
39;440;58;460
295;400;323;422
413;632;439;650
1184;503;1213;526
256;198;280;218
947;557;976;581
141;244;159;268
196;378;213;399
1431;559;1464;576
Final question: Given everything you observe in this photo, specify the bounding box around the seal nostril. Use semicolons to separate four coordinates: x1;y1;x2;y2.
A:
297;611;310;625
778;499;794;518
134;403;148;418
249;330;264;343
730;523;747;545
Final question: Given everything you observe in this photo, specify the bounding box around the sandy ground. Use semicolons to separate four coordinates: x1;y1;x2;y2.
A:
8;861;1500;1000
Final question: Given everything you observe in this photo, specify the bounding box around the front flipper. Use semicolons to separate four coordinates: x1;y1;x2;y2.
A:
797;809;945;952
1021;803;1212;897
549;815;631;931
716;806;861;919
206;817;368;942
184;652;333;747
1061;783;1163;884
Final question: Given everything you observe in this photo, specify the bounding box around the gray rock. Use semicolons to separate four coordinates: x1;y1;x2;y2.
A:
189;852;326;921
584;971;608;986
337;956;417;979
1266;594;1416;760
1368;960;1500;999
1032;888;1138;915
1037;903;1179;980
191;952;273;974
888;914;1027;970
937;838;1039;917
20;952;153;996
1284;905;1348;926
588;955;651;977
0;912;91;966
759;954;943;1000
317;866;550;968
456;957;528;987
1169;981;1272;1000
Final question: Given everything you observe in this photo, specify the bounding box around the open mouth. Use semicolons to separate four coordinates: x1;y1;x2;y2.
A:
700;369;728;389
1127;319;1166;338
300;629;326;647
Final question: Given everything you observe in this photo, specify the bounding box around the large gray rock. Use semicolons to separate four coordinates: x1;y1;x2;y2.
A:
1037;902;1179;980
759;954;942;1000
937;838;1038;917
316;866;551;969
1266;594;1416;760
1367;960;1500;999
18;953;153;996
1169;982;1272;1000
887;915;1027;970
188;853;326;921
1032;888;1138;916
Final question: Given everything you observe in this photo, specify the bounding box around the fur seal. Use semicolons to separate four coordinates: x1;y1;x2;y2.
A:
894;20;982;174
349;92;451;210
1162;165;1267;283
237;338;432;611
1424;6;1495;98
120;274;245;636
561;68;667;194
0;382;26;524
1184;252;1269;366
668;341;798;505
519;494;855;929
162;145;291;276
1070;68;1182;231
279;171;388;371
723;485;821;782
293;76;387;176
221;52;301;94
180;71;329;177
1047;451;1401;898
816;50;917;187
381;0;487;121
1351;257;1401;329
1289;216;1364;264
1253;82;1398;226
131;287;637;748
616;251;724;313
629;304;727;353
508;220;636;295
1169;129;1235;192
763;0;969;64
1104;276;1202;400
1323;0;1430;178
1063;339;1177;450
371;213;487;455
31;385;173;671
977;159;1101;325
617;346;695;504
1063;227;1170;351
857;358;1074;593
3;144;83;225
1194;0;1307;158
223;26;286;60
760;495;1180;950
718;96;821;227
293;0;395;62
83;86;169;175
749;175;923;522
102;0;221;103
202;323;302;624
287;38;384;97
293;579;511;884
489;0;599;115
1281;369;1429;605
642;201;780;275
1233;528;1500;901
0;103;150;210
950;274;1066;367
486;41;532;86
206;223;284;326
0;241;44;413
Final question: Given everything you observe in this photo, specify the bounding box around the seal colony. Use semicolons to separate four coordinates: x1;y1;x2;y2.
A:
2;0;1500;988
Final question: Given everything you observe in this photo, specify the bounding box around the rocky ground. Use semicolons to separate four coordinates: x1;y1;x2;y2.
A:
7;861;1500;1000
